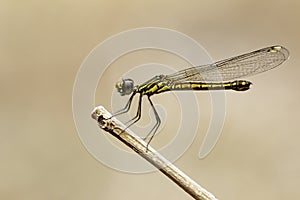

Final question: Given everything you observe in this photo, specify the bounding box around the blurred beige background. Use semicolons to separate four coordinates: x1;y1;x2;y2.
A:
1;1;300;200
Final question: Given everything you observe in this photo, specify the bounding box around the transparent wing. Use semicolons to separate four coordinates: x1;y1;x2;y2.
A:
165;46;289;82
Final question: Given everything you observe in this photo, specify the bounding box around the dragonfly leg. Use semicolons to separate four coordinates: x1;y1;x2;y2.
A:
123;93;143;130
111;91;137;118
144;96;161;149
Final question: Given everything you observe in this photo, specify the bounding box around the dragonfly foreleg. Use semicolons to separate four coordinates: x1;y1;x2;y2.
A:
124;93;143;129
112;91;137;117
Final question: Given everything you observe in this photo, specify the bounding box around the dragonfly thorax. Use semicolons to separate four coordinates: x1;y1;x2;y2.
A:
115;78;136;96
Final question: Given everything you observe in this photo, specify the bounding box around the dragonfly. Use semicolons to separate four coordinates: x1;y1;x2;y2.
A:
107;45;289;146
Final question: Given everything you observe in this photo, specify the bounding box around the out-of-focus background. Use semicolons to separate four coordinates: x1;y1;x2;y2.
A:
1;1;300;200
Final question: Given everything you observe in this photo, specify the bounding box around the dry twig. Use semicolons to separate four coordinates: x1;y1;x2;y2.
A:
91;106;218;200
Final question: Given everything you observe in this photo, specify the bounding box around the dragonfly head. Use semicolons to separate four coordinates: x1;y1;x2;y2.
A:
115;78;135;96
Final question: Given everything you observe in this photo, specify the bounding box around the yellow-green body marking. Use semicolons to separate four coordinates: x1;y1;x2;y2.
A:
136;75;251;96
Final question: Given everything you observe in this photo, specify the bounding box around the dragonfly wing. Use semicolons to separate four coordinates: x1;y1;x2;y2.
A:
164;65;209;82
165;46;289;82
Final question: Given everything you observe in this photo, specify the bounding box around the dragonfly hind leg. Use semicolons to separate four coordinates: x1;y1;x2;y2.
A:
112;93;161;149
143;96;161;148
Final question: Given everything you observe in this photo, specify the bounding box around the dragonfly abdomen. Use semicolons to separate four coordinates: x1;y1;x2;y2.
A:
170;80;252;91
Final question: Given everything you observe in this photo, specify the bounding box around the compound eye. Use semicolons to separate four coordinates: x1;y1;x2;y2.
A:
115;79;134;96
122;79;134;95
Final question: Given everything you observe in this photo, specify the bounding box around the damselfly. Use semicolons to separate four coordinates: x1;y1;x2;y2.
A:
107;45;289;146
